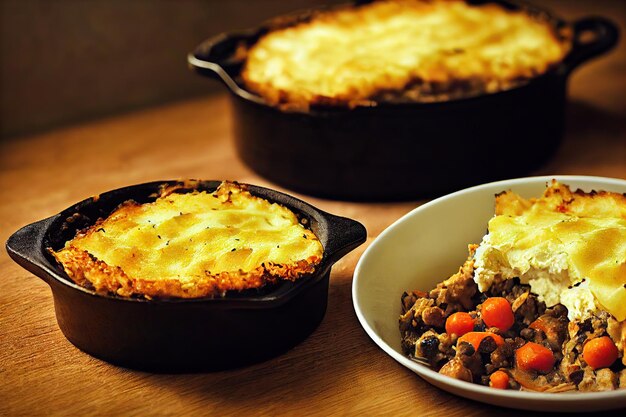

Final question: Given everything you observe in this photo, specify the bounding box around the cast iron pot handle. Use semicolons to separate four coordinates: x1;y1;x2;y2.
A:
187;33;266;105
322;214;367;265
561;17;619;76
6;217;58;286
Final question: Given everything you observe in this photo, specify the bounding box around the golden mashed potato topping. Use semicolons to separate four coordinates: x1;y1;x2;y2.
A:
52;181;323;298
242;0;570;109
474;181;626;322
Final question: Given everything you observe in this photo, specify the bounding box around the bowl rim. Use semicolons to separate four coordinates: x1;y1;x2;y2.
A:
353;175;626;406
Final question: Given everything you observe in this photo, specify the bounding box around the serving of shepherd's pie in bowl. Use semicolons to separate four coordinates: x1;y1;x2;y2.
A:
353;176;626;411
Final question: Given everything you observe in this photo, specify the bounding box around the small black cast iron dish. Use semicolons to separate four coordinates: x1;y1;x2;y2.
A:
5;180;366;372
187;0;619;201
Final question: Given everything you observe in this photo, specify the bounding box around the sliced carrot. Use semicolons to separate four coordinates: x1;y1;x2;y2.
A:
489;370;510;389
582;336;618;370
529;316;548;333
515;342;555;373
457;331;504;350
481;297;514;332
445;312;475;337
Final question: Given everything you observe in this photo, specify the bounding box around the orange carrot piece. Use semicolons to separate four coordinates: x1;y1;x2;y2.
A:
445;312;475;337
582;336;619;370
457;331;504;350
529;317;548;333
481;297;514;332
489;370;510;389
515;342;555;373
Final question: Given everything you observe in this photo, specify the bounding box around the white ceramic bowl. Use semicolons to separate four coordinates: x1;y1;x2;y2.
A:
353;175;626;412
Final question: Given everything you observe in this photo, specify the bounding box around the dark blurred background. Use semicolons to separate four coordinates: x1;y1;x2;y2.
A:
1;0;624;140
0;0;344;139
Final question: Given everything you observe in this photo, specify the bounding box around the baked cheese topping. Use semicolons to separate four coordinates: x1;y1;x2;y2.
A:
52;181;323;298
473;181;626;322
242;0;570;109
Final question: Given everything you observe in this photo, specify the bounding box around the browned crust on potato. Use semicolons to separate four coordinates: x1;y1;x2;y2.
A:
495;179;626;218
52;246;320;299
241;0;571;111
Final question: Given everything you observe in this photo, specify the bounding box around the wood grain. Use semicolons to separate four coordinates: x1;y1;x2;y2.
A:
1;2;625;415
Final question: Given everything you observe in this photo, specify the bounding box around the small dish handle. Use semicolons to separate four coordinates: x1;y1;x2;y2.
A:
322;214;367;265
6;217;57;286
560;17;619;76
187;32;266;105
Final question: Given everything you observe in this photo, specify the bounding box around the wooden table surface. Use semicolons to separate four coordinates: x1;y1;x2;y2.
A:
1;4;625;416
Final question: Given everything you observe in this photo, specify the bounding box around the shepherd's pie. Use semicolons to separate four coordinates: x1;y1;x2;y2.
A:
52;181;323;299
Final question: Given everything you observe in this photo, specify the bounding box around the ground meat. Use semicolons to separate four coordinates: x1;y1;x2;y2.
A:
399;297;434;334
512;291;546;326
400;294;449;355
429;256;478;314
439;358;472;382
568;368;584;385
400;331;420;356
577;367;597;391
520;327;535;341
412;330;455;367
456;341;483;381
457;340;475;357
487;278;516;297
578;367;618;392
508;337;527;350
532;328;547;343
422;306;446;329
399;314;416;342
606;318;626;367
529;314;569;353
593;311;611;331
548;304;568;318
490;343;513;370
399;263;625;392
595;368;618;391
401;290;427;314
473;315;486;332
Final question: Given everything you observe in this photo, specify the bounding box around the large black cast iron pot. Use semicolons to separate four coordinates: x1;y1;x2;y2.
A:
188;0;619;201
6;180;366;372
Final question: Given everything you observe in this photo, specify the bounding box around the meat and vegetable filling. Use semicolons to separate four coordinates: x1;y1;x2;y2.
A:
400;250;626;392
